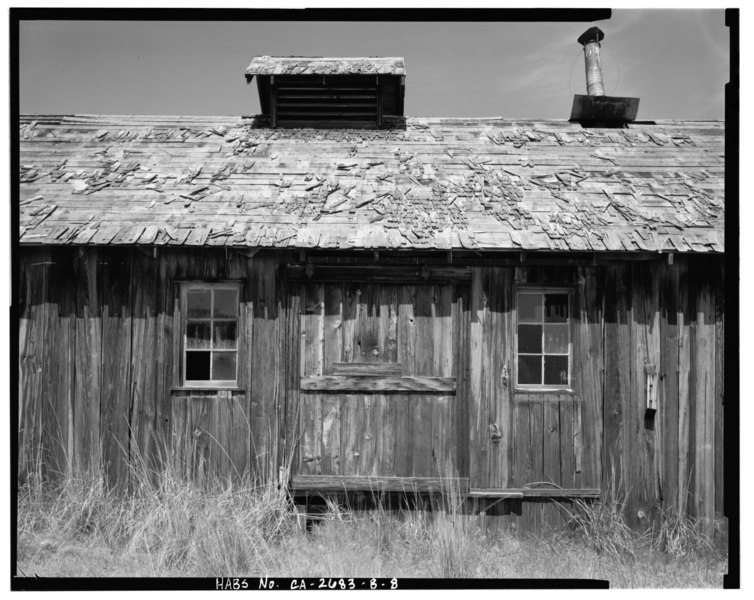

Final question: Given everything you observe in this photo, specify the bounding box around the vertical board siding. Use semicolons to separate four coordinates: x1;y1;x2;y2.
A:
693;265;716;528
356;285;380;363
603;265;631;494
18;249;724;535
512;396;545;487
300;282;324;474
558;399;577;489
45;250;74;481
543;401;561;487
170;390;249;481
52;251;76;481
283;284;301;473
130;251;159;478
18;248;76;482
73;249;102;476
677;259;692;515
574;267;604;491
316;285;344;475
468;269;485;488
627;262;661;527
99;249;133;488
599;257;722;533
248;253;283;481
469;267;514;488
18;251;42;482
714;262;725;519
321;396;341;474
660;261;680;514
19;247;282;486
485;268;512;489
454;288;471;480
395;286;416;475
412;286;437;477
155;255;178;457
339;393;362;474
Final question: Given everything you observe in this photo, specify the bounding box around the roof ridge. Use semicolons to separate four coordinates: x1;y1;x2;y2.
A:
18;113;724;124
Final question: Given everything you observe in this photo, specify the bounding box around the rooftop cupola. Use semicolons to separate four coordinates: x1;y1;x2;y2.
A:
570;27;640;126
245;56;406;129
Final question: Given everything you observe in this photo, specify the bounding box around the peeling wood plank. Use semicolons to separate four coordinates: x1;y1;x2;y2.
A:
300;375;456;393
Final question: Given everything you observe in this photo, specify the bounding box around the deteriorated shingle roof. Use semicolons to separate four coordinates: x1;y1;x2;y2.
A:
245;56;406;79
18;114;724;252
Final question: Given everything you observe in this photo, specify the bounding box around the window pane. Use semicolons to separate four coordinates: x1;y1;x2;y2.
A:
212;352;237;381
544;355;569;385
214;289;238;318
518;293;543;323
544;324;569;354
186;321;211;349
544;293;568;322
518;355;542;385
213;322;237;349
518;324;542;353
187;289;211;318
186;351;210;380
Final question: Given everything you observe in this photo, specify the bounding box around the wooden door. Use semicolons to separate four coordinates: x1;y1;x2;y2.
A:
297;282;467;479
509;267;602;492
468;266;601;493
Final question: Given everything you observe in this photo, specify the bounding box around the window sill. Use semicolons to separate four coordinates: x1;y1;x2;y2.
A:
514;388;576;398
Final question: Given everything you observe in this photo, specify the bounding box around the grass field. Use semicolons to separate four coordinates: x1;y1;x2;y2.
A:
15;466;728;586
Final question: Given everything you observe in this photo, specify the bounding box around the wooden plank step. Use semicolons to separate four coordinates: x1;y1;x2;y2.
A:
292;475;470;494
468;488;601;498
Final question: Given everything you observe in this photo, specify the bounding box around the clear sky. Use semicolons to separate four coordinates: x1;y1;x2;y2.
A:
18;9;729;120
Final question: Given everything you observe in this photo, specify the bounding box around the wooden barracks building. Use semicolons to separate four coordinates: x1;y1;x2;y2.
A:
17;29;727;532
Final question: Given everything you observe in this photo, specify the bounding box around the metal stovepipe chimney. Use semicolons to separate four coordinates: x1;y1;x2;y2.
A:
578;26;606;96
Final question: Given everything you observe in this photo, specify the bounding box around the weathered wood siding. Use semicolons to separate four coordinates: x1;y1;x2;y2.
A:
18;247;724;532
603;255;725;529
18;247;285;485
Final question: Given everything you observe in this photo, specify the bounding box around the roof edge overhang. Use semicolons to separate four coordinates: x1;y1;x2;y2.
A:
16;243;725;257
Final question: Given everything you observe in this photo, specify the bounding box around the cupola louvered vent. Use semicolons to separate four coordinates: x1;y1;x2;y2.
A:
245;56;405;129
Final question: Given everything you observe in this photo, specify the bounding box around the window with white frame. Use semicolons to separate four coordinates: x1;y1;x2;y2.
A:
516;289;571;388
182;283;240;387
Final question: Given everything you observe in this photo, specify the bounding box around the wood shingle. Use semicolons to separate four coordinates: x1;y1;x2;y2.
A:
18;114;724;252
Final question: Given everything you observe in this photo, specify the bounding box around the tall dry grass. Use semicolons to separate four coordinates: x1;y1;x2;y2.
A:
557;467;721;564
16;455;727;584
17;445;294;576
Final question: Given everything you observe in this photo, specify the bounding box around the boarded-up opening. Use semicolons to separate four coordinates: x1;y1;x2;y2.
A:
296;281;468;479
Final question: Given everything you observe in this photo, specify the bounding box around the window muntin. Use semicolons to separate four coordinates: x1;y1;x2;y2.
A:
516;290;571;389
182;284;240;387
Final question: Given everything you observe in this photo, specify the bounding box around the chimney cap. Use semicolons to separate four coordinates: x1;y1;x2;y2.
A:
577;26;605;46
